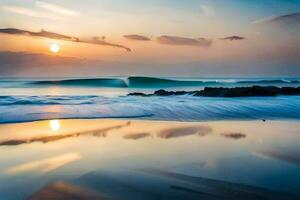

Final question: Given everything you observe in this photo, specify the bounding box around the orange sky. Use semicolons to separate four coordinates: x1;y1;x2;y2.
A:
0;0;299;76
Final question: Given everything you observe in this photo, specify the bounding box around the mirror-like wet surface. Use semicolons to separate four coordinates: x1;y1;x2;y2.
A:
0;119;299;199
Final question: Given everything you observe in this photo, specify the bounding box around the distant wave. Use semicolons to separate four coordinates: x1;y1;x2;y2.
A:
1;95;300;123
238;80;300;84
127;77;209;88
30;77;209;88
30;78;128;88
29;77;300;88
0;96;99;105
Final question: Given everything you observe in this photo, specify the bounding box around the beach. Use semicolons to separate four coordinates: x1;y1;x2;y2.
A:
1;1;300;199
0;119;299;199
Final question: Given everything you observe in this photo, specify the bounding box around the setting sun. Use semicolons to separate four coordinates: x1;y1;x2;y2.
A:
49;44;60;53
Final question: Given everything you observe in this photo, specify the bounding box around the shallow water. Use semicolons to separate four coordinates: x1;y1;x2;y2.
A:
0;119;299;199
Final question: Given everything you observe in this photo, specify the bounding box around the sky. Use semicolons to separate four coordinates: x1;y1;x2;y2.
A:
0;0;299;77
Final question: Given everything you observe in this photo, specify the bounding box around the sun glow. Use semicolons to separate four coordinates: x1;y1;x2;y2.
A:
49;43;60;53
50;120;61;132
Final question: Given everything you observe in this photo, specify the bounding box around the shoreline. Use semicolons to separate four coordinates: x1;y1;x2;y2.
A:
1;117;300;125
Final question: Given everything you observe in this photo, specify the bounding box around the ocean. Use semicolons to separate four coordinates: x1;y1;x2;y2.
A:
1;76;300;123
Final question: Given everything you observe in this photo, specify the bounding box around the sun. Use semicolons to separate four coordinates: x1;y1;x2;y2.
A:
49;44;60;53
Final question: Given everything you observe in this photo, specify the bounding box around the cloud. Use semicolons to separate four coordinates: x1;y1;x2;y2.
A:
199;5;215;17
252;16;278;25
158;125;212;139
0;5;61;20
0;28;79;41
124;34;151;41
253;12;300;26
82;37;131;52
0;28;131;51
35;1;80;16
220;36;245;41
157;35;212;47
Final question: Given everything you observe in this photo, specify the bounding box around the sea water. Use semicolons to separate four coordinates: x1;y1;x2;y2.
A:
1;76;300;123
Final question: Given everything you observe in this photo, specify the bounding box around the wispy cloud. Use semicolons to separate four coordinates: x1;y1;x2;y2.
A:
0;28;131;51
0;28;79;41
252;16;278;24
124;34;151;41
35;1;80;16
81;37;131;51
220;36;246;41
157;35;212;47
0;5;61;20
252;12;300;26
199;5;215;17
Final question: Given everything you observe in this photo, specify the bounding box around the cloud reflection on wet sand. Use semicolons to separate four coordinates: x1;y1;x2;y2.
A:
255;147;300;165
0;121;131;146
123;132;151;140
58;169;299;200
221;132;247;140
28;181;109;200
157;125;212;139
5;152;82;175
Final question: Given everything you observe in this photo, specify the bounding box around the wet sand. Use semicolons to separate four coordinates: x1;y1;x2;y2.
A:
0;119;299;199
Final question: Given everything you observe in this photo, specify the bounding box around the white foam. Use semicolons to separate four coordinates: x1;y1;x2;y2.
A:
1;95;300;123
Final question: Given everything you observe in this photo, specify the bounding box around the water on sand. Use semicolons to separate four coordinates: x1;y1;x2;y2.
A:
0;119;299;200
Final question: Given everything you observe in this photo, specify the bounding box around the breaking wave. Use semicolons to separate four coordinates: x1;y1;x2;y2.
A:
29;77;300;88
30;78;128;88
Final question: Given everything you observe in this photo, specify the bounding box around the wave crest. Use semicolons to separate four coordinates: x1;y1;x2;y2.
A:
29;77;300;88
